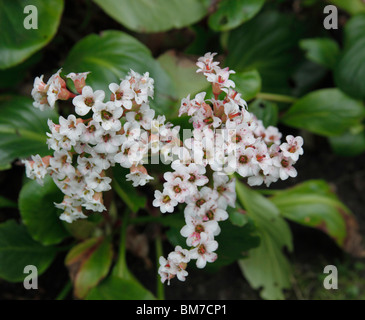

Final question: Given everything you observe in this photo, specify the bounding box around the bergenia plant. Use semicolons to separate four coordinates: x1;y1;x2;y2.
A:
24;53;303;285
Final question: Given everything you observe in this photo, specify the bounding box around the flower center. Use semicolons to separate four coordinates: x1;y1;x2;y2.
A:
84;97;94;107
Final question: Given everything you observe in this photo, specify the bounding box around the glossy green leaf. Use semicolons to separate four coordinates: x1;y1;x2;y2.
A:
329;0;365;15
343;13;365;48
65;236;113;299
228;207;249;227
112;166;147;213
226;11;304;94
329;128;365;156
157;51;209;108
0;95;58;169
335;37;365;100
231;69;262;101
236;182;293;300
208;0;265;32
92;0;209;33
270;180;352;248
19;175;69;246
299;38;340;69
0;220;57;282
281;89;365;137
63;31;177;117
0;0;64;69
248;99;278;127
86;275;155;300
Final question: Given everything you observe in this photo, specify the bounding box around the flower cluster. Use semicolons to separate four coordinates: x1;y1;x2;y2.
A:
157;52;303;284
26;69;180;222
25;52;303;284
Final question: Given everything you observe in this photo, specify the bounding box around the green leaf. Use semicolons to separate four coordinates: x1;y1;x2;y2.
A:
236;182;293;300
343;13;365;48
248;99;278;127
0;0;64;69
92;0;209;33
231;69;262;101
335;37;365;100
0;196;17;209
208;0;265;32
0;95;58;169
86;275;155;300
228;207;249;227
329;0;365;15
112;166;147;213
299;38;340;69
329;128;365;157
270;180;362;254
65;236;113;299
226;11;304;94
63;30;177;117
281;89;365;137
0;220;57;282
157;51;210;106
19;175;69;246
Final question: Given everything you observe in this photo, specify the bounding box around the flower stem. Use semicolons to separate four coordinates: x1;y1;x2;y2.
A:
256;92;297;104
155;236;165;300
114;209;130;279
56;281;72;300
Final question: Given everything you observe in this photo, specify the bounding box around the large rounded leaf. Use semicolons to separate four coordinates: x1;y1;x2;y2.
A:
270;180;364;257
0;95;58;170
208;0;265;32
226;11;304;94
19;176;69;246
63;31;177;117
236;182;293;300
343;13;365;48
281;89;365;137
0;0;64;69
335;37;365;100
0;220;57;282
92;0;209;33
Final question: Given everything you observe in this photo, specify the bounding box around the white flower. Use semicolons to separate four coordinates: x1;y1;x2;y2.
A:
93;101;123;131
152;190;178;214
126;166;154;187
196;52;219;74
280;135;304;161
125;103;155;130
213;172;236;208
180;214;218;247
84;171;112;192
72;85;105;116
189;233;218;269
31;75;49;110
93;131;123;154
23;155;49;185
272;155;298;181
58;114;84;142
163;178;190;203
109;79;134;109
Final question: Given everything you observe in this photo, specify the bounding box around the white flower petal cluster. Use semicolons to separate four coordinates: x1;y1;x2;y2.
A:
157;53;304;284
25;70;174;223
